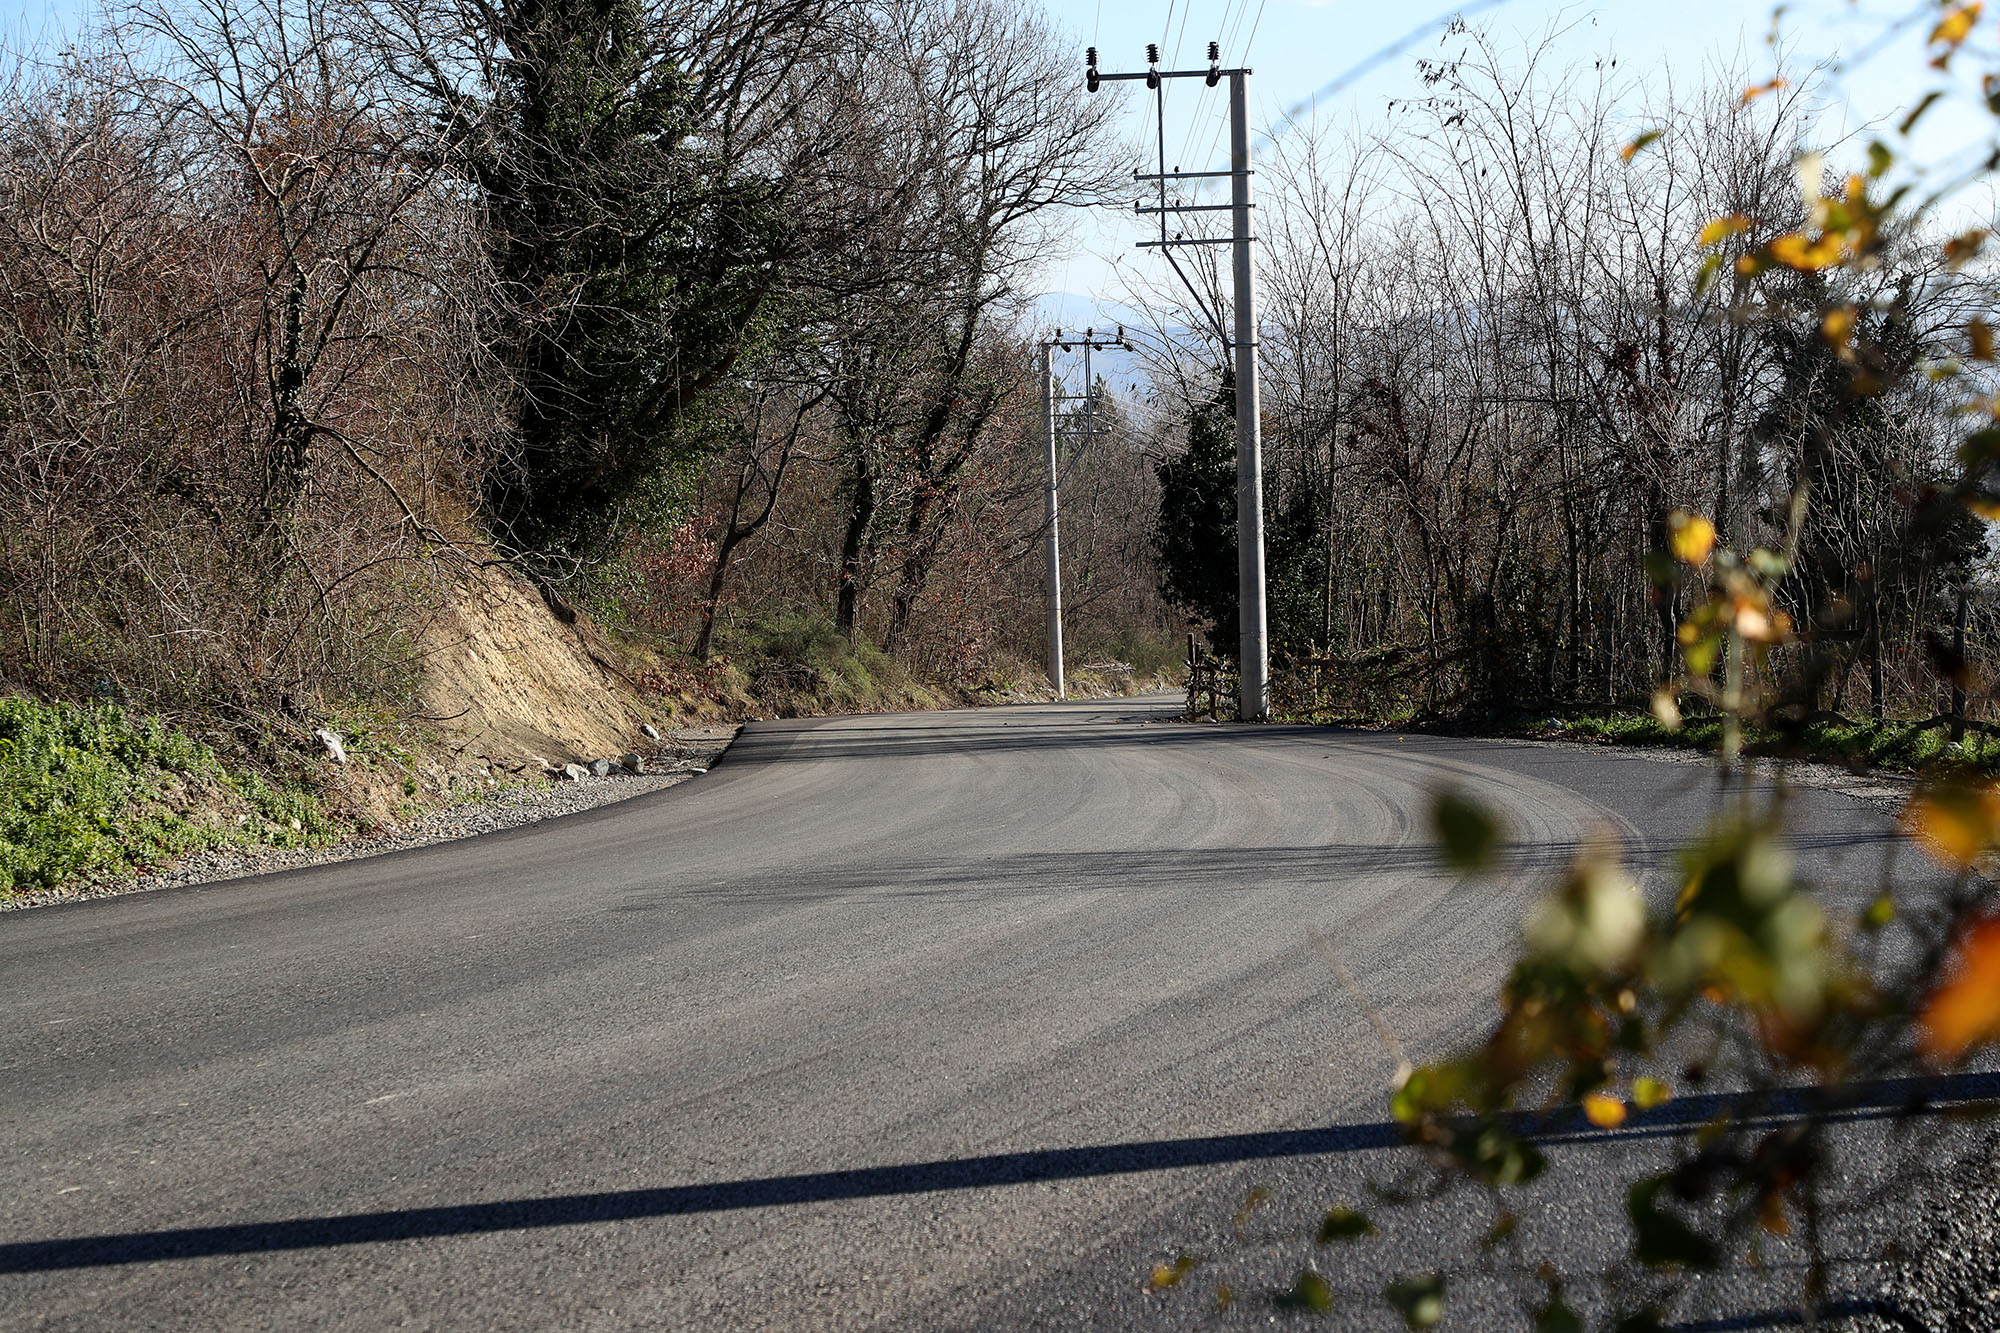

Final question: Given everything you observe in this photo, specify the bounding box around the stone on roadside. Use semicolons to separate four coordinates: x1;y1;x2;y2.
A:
618;754;643;774
314;728;347;764
639;723;662;741
552;762;590;782
587;758;616;778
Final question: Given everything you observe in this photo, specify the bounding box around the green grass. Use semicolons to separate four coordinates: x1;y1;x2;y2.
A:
714;613;935;713
1501;708;2000;775
1068;629;1189;681
0;696;336;898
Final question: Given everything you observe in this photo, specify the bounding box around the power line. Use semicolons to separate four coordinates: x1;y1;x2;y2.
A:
1171;2;1234;174
1170;0;1195;68
1257;0;1507;154
1085;43;1269;721
1240;0;1270;62
1037;327;1128;700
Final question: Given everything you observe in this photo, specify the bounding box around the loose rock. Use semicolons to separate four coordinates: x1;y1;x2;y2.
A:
586;758;616;778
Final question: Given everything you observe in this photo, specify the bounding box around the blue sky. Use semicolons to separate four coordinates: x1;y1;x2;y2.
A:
6;0;1991;307
1051;0;1997;305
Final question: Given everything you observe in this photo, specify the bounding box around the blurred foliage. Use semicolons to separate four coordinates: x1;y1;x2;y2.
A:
1259;9;2000;1325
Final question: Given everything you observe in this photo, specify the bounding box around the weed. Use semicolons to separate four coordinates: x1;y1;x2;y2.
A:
0;696;336;898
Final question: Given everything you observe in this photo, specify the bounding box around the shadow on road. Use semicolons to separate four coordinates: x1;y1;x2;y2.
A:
5;1072;1992;1274
614;834;1898;908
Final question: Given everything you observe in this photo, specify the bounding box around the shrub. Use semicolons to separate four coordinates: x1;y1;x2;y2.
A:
0;697;334;897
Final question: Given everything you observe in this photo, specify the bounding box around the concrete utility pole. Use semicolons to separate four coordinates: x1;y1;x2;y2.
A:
1038;326;1125;700
1086;41;1268;721
1042;340;1059;699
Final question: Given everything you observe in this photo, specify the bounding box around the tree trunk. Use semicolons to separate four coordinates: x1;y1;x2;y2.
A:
692;530;744;661
1866;555;1884;725
834;459;875;640
883;489;934;652
1951;579;1969;743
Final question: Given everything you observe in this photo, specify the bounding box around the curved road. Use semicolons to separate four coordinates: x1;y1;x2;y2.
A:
0;697;1968;1329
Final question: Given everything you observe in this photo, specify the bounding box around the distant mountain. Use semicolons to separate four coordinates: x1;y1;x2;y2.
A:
1022;292;1164;399
1027;291;1148;340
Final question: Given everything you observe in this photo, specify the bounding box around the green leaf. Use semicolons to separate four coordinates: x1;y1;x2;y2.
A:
1627;1177;1720;1269
1620;129;1662;162
1901;91;1944;136
1232;1185;1271;1231
1694;251;1725;299
1432;788;1500;872
1275;1268;1334;1313
1536;1293;1584;1333
1385;1272;1446;1329
1455;1119;1547;1187
1316;1206;1378;1244
1478;1211;1518;1250
1146;1253;1199;1290
1747;549;1791;580
1962;428;2000;467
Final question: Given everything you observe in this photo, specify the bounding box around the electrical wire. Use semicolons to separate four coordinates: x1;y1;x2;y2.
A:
1170;0;1240;182
1255;0;1509;154
1240;0;1269;61
1176;0;1257;195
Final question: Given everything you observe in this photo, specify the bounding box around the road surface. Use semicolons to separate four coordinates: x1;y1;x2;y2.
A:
0;697;1982;1329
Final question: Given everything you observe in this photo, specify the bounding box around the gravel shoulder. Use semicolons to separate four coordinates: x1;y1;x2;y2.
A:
1;724;739;913
1477;730;1921;813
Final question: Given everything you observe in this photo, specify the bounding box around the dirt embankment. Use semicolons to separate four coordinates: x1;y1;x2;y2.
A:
416;560;667;768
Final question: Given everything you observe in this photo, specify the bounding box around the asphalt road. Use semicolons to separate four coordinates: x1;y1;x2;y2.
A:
0;696;1985;1330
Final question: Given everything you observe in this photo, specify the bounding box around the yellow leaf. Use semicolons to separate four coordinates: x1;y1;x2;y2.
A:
1582;1091;1627;1128
1621;129;1663;163
1973;318;1996;363
1930;2;1982;49
1945;229;1989;268
1971;497;2000;521
1769;231;1845;271
1697;214;1750;247
1823;305;1857;348
1683;633;1718;677
1668;510;1717;564
1742;78;1788;105
1632;1076;1670;1110
1904;782;2000;869
1922;916;2000;1062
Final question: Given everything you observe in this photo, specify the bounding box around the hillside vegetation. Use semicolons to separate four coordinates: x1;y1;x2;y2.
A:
7;0;1995;908
1135;33;1995;743
0;0;1180;898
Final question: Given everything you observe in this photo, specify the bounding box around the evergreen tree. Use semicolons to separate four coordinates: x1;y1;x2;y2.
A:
476;0;805;563
1152;373;1240;655
1152;370;1330;659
